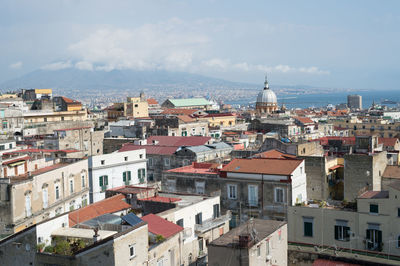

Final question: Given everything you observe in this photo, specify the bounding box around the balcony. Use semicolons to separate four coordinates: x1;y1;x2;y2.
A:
194;213;231;234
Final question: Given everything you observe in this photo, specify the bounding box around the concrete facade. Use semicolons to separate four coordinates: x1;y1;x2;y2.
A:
88;149;147;203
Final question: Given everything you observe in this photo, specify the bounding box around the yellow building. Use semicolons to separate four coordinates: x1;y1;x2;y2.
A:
195;113;237;127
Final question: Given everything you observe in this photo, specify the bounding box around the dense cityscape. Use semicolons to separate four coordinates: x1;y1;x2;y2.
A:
1;1;400;266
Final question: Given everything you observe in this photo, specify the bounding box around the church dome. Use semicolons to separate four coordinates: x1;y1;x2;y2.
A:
256;77;277;104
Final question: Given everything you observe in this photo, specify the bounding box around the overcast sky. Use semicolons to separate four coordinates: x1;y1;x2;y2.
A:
1;0;399;90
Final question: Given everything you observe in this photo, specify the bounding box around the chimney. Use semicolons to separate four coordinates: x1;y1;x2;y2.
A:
93;228;99;243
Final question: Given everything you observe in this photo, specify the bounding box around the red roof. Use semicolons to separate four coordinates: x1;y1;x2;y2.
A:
141;214;183;238
177;115;195;123
253;149;297;159
69;194;130;226
379;137;399;147
147;98;158;105
146;136;211;146
293;116;314;125
61;96;81;104
358;190;389;199
2;156;30;165
119;144;178;155
166;162;222;175
221;158;303;176
141;196;181;203
317;136;356;146
313;259;359;266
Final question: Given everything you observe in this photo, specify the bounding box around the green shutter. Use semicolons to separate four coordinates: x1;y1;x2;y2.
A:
142;169;145;178
104;176;108;185
128;171;131;181
334;225;339;240
123;172;126;182
138;169;141;179
304;222;313;237
99;176;103;187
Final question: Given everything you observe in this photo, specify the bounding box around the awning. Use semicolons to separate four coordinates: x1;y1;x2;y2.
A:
9;161;26;167
329;165;344;171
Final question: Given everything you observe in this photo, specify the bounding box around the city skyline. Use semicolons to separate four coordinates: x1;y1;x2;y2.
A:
1;0;399;91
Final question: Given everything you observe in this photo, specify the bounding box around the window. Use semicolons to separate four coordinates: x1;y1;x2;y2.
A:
199;238;204;254
397;235;400;248
69;201;75;211
213;204;220;218
0;145;4;151
157;258;164;266
81;173;85;188
248;185;258;207
82;195;88;207
176;219;184;227
274;187;285;203
124;156;128;161
370;204;379;214
366;227;382;250
129;244;136;258
164;158;170;167
195;181;205;194
9;143;12;149
42;188;48;209
139;154;143;159
195;212;202;225
123;171;132;185
227;184;237;199
99;175;108;191
334;220;350;241
257;245;261;257
101;160;105;165
55;185;60;200
398;208;400;217
138;168;145;183
44;118;47;122
148;157;153;166
266;240;270;255
25;194;31;217
300;167;303;174
69;180;74;193
303;217;313;237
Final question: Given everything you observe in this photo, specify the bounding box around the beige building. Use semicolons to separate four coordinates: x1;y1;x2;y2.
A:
107;94;149;121
44;127;104;156
330;118;400;138
23;109;88;125
288;182;400;258
208;219;288;266
0;159;89;236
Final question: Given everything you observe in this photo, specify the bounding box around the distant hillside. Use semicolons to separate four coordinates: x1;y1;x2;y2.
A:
0;68;258;92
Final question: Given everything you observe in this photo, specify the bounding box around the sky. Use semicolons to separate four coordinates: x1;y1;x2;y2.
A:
1;0;399;90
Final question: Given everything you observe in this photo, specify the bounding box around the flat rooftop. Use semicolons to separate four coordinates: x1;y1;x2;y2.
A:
209;219;286;248
52;227;117;240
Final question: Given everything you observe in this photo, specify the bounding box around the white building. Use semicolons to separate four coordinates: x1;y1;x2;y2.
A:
88;149;147;203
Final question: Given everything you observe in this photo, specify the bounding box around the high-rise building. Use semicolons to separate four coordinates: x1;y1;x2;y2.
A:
347;94;362;110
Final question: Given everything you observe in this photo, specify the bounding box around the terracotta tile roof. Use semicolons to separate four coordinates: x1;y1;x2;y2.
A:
161;108;199;115
253;149;297;159
141;214;183;238
177;115;195;123
379;137;399;147
382;165;400;179
119;144;178;155
140;196;181;203
317;136;355;146
147;98;158;105
61;96;81;104
69;194;131;226
293;116;314;125
146;136;211;146
358;190;389;199
221;158;303;176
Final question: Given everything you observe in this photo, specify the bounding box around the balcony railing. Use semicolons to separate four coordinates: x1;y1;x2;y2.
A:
194;213;231;234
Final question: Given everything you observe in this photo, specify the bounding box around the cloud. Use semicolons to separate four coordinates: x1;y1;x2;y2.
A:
9;61;23;69
41;61;72;70
203;59;330;75
75;61;93;71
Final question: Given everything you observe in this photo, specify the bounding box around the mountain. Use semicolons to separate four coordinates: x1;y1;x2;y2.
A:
0;68;258;92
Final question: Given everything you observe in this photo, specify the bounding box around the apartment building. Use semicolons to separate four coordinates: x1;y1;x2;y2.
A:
0;159;89;236
288;181;400;259
88;149;147;203
208;219;288;266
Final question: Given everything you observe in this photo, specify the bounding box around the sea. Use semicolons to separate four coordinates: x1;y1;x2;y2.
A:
226;90;400;109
